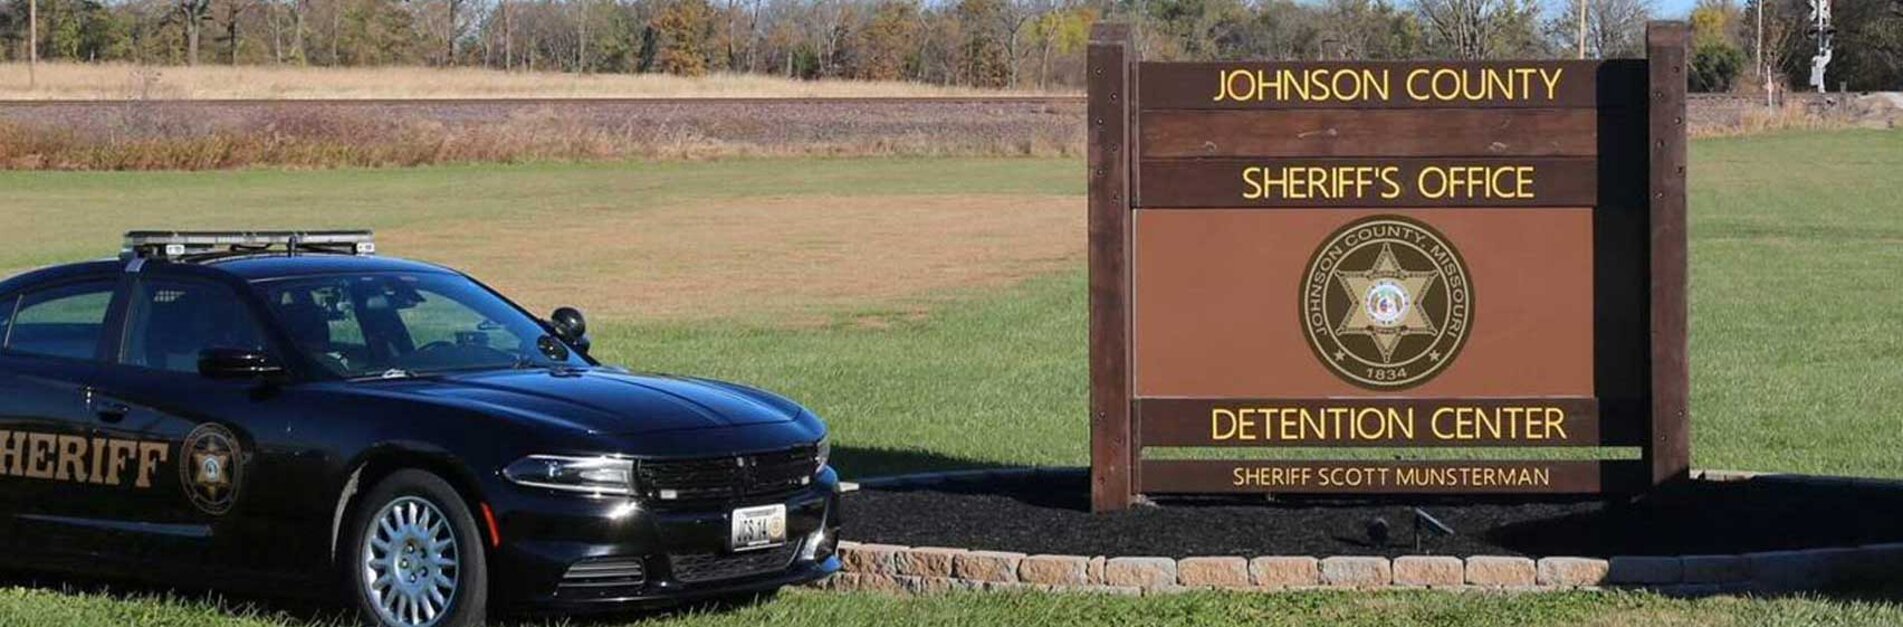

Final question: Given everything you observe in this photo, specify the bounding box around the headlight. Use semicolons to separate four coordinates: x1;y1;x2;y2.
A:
503;455;636;496
815;436;830;472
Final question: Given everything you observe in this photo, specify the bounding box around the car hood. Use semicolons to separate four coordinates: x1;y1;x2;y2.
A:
352;368;806;436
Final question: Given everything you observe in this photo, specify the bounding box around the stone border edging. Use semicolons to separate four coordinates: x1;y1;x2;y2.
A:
819;467;1903;597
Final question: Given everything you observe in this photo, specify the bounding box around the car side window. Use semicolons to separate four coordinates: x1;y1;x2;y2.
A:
264;282;373;375
6;280;116;360
122;279;270;374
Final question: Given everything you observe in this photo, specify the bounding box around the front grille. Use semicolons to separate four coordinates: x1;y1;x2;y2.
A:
668;542;800;584
555;557;647;600
637;444;818;501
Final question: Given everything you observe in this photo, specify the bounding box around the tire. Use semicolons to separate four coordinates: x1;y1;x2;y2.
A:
343;469;489;627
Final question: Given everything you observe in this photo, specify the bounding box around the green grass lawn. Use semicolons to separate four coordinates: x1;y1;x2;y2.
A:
596;270;1087;475
5;587;1903;627
1685;131;1903;476
602;130;1903;478
1;130;1901;624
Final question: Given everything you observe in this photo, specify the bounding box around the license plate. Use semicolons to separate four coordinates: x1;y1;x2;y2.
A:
729;504;787;551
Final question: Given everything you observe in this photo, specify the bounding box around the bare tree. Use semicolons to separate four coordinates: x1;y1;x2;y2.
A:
447;0;467;62
268;0;283;62
1751;0;1803;90
996;0;1032;86
1415;0;1543;59
290;0;310;63
178;0;214;64
28;0;36;87
217;0;262;63
1541;0;1650;57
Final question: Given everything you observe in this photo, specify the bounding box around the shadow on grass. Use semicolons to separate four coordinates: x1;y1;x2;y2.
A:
0;566;789;626
829;445;1015;479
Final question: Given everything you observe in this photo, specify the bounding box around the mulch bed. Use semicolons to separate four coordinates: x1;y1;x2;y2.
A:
841;473;1903;558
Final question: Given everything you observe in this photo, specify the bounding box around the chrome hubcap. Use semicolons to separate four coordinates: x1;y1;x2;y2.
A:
362;497;459;626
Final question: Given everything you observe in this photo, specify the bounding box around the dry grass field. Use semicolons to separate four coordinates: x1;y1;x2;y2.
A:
0;158;1084;323
0;62;1068;100
403;193;1083;322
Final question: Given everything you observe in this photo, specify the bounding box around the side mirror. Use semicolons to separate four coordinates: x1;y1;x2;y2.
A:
550;307;588;345
199;347;284;380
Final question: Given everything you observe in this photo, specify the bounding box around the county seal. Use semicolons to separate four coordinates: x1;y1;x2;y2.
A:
1300;215;1473;389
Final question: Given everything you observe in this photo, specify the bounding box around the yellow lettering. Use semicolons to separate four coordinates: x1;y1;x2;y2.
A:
0;430;20;476
1365;69;1391;101
1405;68;1431;100
1212;67;1404;103
1211;408;1238;440
54;435;86;482
24;433;55;479
1541;67;1564;100
1546;407;1569;440
1285;68;1310;101
89;438;106;484
134;442;170;489
105;439;137;485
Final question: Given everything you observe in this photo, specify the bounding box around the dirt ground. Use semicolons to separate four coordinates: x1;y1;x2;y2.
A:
385;193;1084;324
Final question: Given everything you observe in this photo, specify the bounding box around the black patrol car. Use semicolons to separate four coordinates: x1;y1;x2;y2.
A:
0;231;839;626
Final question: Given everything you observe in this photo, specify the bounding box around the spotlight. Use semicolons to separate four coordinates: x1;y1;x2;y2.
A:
1366;517;1391;548
1412;507;1456;553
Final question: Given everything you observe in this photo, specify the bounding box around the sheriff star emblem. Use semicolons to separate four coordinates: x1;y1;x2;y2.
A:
179;424;243;515
1300;216;1474;389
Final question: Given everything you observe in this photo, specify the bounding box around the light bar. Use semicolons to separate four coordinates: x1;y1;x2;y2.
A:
123;230;375;259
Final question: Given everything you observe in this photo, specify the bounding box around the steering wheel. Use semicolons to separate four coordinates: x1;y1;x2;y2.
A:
411;340;515;364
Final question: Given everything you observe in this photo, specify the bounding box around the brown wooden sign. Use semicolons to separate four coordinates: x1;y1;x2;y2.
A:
1087;23;1690;512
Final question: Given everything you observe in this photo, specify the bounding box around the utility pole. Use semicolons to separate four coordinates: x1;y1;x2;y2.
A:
1759;0;1771;106
1578;0;1588;59
1809;0;1833;93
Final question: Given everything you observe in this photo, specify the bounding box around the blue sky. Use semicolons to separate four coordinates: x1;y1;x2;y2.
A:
1653;0;1695;18
1542;0;1696;21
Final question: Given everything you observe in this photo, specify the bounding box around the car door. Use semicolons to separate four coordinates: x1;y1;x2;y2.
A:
0;276;132;562
0;291;14;548
85;269;308;574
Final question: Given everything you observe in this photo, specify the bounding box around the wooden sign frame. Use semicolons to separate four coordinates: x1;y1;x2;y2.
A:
1087;22;1690;512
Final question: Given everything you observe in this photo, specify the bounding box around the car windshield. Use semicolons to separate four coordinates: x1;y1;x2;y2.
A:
256;272;587;379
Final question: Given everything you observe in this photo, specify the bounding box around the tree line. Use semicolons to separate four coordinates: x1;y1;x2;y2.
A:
0;0;1897;91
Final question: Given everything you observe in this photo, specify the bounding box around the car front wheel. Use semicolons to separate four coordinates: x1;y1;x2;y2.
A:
345;470;489;627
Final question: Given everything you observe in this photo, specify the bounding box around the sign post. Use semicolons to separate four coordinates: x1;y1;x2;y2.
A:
1087;23;1137;512
1086;22;1690;512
